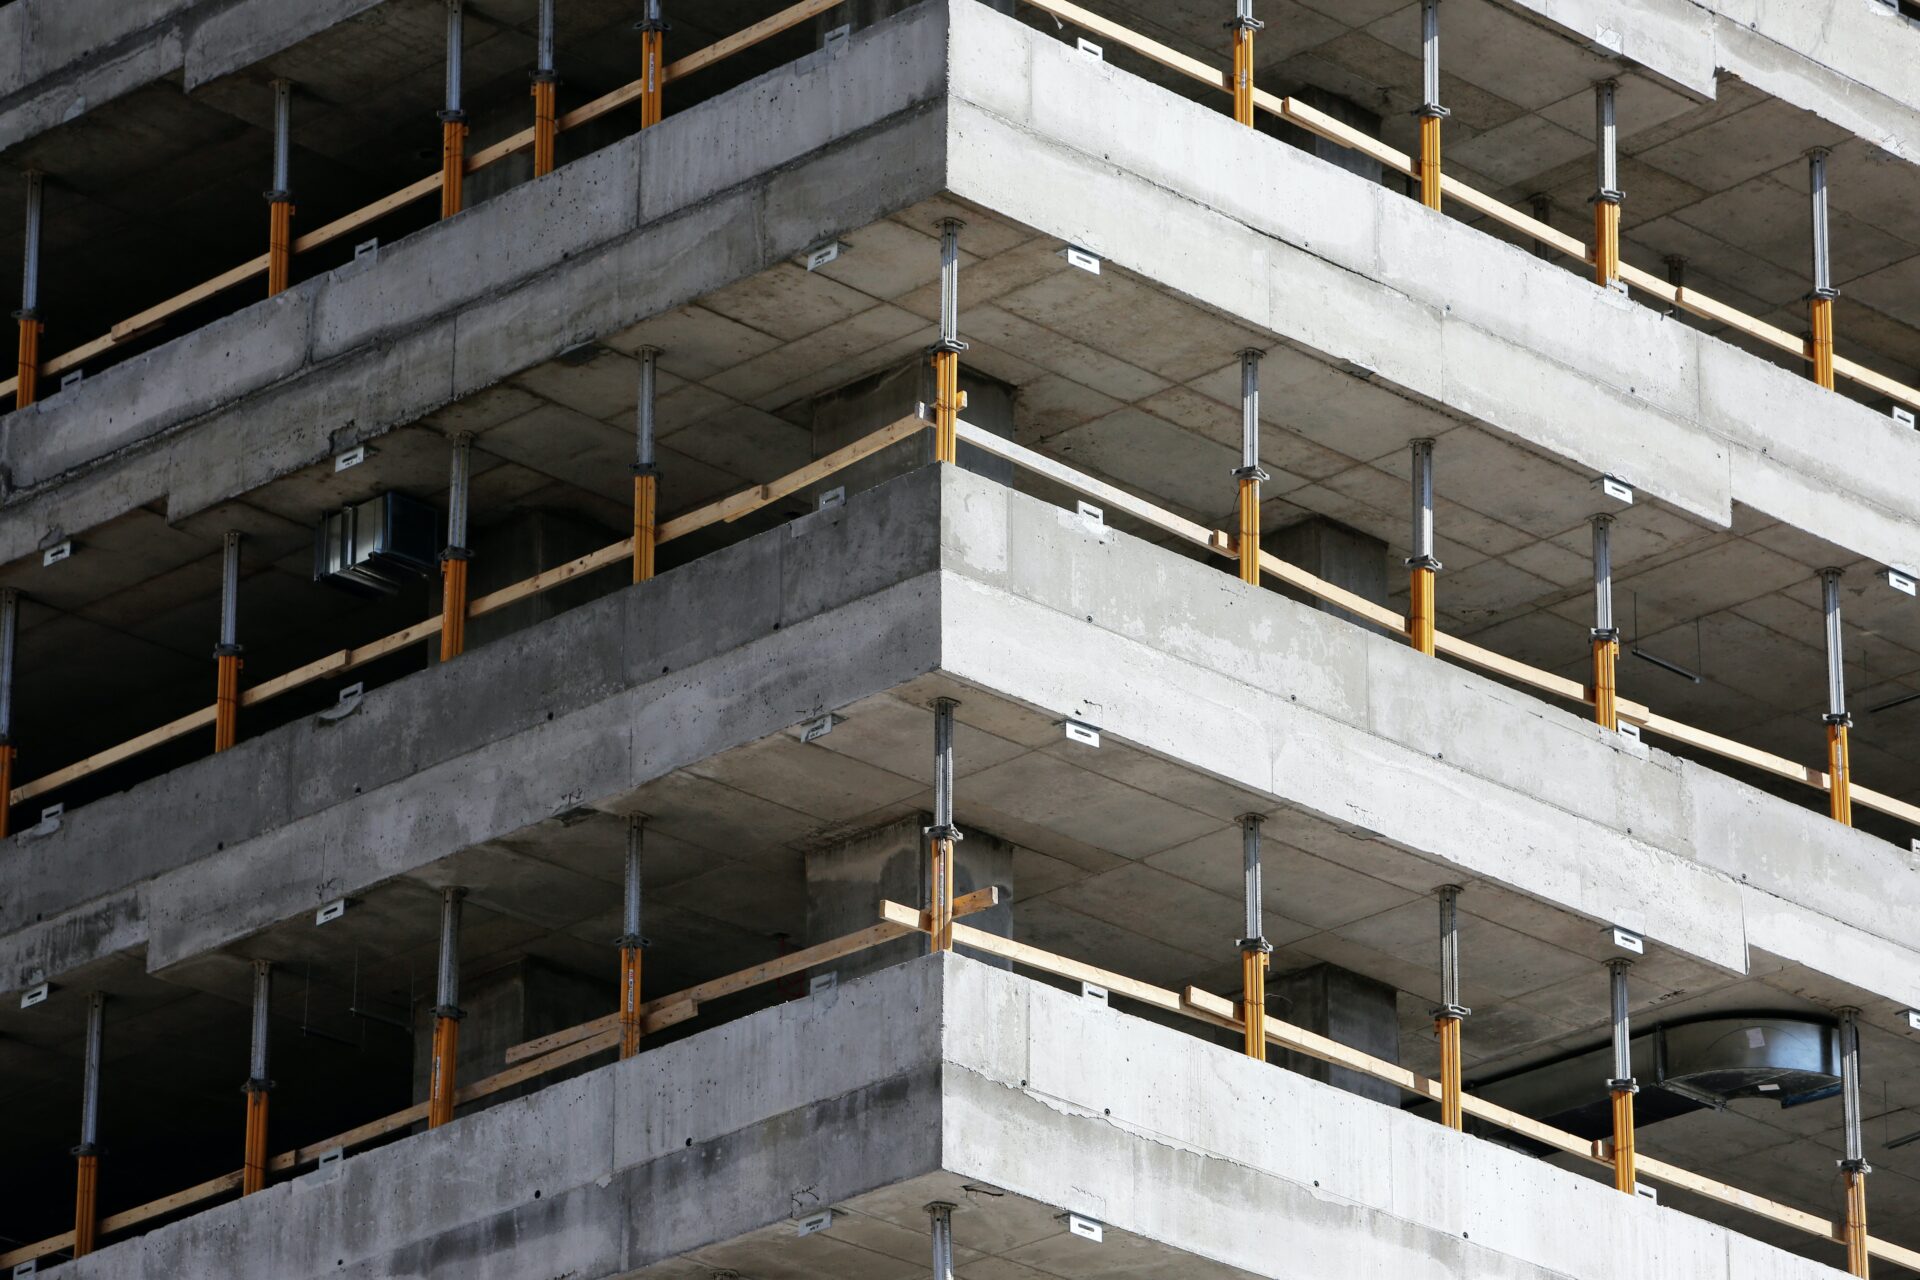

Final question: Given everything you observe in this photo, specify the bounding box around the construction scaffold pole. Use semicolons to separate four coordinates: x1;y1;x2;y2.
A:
1808;148;1837;391
0;587;16;839
1434;885;1467;1131
440;434;473;661
1592;80;1622;289
214;531;244;752
532;0;559;177
1416;0;1447;211
1238;814;1271;1061
1839;1007;1870;1277
1822;568;1852;826
1234;350;1267;587
1606;958;1637;1193
242;960;273;1195
1406;439;1439;656
927;699;960;954
73;991;105;1258
440;0;468;219
619;816;646;1059
427;887;466;1129
1228;0;1262;129
928;1202;957;1280
638;1;667;129
15;170;43;408
930;219;966;464
634;348;659;584
1591;514;1618;731
266;80;295;296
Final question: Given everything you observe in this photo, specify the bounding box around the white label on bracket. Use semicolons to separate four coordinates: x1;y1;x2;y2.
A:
805;242;842;272
1081;982;1109;1005
1609;926;1644;954
315;899;347;925
1063;720;1100;748
339;683;365;704
1886;568;1917;597
317;1147;345;1167
1907;1009;1920;1033
19;982;49;1009
1894;405;1916;429
795;1209;834;1236
354;239;379;262
1067;1213;1104;1242
1598;475;1635;504
59;370;83;390
800;714;836;743
42;540;72;567
334;445;367;472
817;486;846;512
1076;500;1104;527
1062;246;1101;274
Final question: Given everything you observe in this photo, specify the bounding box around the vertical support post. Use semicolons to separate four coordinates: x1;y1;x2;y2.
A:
637;1;667;130
928;1202;956;1280
1591;514;1618;731
1228;1;1262;129
1434;885;1467;1131
633;349;659;584
1238;814;1271;1061
1234;350;1267;587
15;170;44;407
266;81;295;296
926;699;960;954
427;887;465;1129
1822;568;1852;826
930;220;966;465
1665;254;1687;317
619;816;645;1059
0;587;16;840
1592;80;1622;289
1528;194;1553;259
214;531;244;752
1406;439;1440;656
1839;1006;1870;1277
242;959;273;1195
1606;958;1637;1194
532;0;558;177
440;435;473;661
1416;0;1447;211
73;991;105;1257
440;0;468;219
1808;149;1837;391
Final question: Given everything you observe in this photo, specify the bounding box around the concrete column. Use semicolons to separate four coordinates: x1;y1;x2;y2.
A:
1268;963;1402;1105
804;813;1012;983
1263;517;1392;637
412;957;608;1109
808;361;1015;504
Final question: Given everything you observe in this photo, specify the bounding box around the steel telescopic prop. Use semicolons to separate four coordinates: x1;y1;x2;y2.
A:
73;992;105;1257
930;220;966;465
1592;80;1622;289
440;0;468;218
1591;514;1618;731
242;960;273;1195
1605;958;1637;1194
1415;0;1447;211
637;1;667;129
619;816;646;1059
634;348;659;583
1839;1007;1870;1277
928;1202;956;1280
15;170;43;407
1407;439;1439;656
1822;568;1852;826
427;888;466;1129
1228;0;1261;128
266;81;295;296
1238;814;1270;1061
1808;149;1837;391
532;0;559;177
214;532;244;752
1234;350;1267;587
441;435;473;661
1434;885;1467;1131
926;700;960;954
0;588;16;839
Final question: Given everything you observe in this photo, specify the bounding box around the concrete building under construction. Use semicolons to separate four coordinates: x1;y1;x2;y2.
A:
6;0;1920;1274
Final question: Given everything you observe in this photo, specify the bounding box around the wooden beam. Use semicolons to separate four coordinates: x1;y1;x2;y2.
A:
292;174;441;255
662;0;847;87
468;539;634;618
1433;632;1589;706
13;705;217;803
270;1103;429;1173
1018;0;1229;93
943;916;1188;1017
1269;93;1415;179
1258;548;1408;633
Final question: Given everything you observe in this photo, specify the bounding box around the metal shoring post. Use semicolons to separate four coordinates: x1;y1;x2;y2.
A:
1808;149;1837;391
14;170;42;407
1529;194;1552;260
926;699;961;954
1839;1007;1871;1277
1406;439;1440;656
532;0;559;177
1234;350;1268;587
1591;514;1619;731
1606;958;1638;1194
73;991;105;1257
928;1202;957;1280
930;220;967;464
619;816;646;1059
1415;0;1448;211
1665;254;1687;317
1592;80;1623;289
1228;0;1263;128
637;0;668;130
633;348;659;584
242;960;274;1194
0;588;16;839
266;81;295;296
440;0;468;218
1822;568;1853;826
214;532;244;751
440;434;474;661
1433;885;1468;1131
1238;815;1272;1061
427;887;466;1129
